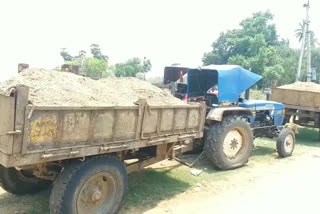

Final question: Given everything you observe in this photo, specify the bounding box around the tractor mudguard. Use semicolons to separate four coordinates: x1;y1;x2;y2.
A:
206;107;253;122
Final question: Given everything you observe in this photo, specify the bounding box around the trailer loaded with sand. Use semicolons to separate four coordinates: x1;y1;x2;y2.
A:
0;66;294;214
270;81;320;134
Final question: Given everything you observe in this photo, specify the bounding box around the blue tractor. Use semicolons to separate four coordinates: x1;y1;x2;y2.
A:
164;65;295;170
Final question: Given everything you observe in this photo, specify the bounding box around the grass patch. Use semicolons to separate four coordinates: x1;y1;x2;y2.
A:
123;168;197;208
296;128;320;147
0;189;50;214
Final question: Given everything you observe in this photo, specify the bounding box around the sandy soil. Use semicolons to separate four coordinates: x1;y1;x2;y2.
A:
137;154;320;214
0;68;184;106
279;81;320;92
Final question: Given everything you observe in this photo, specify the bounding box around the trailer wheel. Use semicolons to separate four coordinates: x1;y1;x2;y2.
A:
205;116;253;170
0;166;51;195
50;156;128;214
276;128;295;157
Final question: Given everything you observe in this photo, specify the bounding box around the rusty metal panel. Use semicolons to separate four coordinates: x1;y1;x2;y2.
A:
18;103;204;156
23;106;140;153
160;109;174;131
13;86;29;154
188;109;200;128
92;110;114;142
61;111;90;143
114;109;138;141
142;105;203;138
142;109;158;134
0;94;15;154
173;109;187;130
29;112;58;145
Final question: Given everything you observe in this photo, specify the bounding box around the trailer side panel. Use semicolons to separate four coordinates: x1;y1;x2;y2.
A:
0;94;15;155
271;88;320;111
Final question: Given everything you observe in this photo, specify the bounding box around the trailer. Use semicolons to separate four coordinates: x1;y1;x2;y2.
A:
270;87;320;134
0;85;206;214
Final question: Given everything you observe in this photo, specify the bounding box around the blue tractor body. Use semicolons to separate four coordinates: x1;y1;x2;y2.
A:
239;100;285;128
164;64;295;168
164;64;287;137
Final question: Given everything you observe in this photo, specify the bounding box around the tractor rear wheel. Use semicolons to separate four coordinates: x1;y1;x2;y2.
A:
205;116;253;170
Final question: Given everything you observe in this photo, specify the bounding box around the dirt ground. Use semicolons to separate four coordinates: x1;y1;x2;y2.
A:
1;129;320;214
128;152;320;214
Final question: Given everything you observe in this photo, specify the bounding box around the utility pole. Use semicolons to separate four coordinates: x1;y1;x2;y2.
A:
306;1;312;82
296;1;311;82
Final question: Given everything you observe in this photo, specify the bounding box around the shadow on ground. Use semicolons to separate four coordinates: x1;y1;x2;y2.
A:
252;145;275;157
120;168;193;213
296;128;320;147
0;189;50;214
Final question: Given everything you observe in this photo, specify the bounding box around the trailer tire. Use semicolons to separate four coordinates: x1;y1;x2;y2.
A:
50;156;128;214
205;116;253;170
277;128;295;157
0;166;51;195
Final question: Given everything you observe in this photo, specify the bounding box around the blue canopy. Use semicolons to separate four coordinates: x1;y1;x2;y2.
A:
201;65;262;102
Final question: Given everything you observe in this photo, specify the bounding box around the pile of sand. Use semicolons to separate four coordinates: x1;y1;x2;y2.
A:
0;68;185;106
278;81;320;93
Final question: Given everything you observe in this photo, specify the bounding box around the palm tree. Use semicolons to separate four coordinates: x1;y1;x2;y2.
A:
295;22;305;42
295;22;319;48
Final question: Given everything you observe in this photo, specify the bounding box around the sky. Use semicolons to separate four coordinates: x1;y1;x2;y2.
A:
0;0;319;81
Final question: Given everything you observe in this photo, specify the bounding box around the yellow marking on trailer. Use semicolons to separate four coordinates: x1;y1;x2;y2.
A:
30;116;57;144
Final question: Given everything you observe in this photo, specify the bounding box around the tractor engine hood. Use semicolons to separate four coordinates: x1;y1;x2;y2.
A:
201;65;262;102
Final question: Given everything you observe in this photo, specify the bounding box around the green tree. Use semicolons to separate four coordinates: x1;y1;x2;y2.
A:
114;57;152;77
66;57;108;79
90;44;108;62
202;11;299;87
78;50;87;59
311;48;320;81
60;44;110;79
82;57;108;79
60;48;73;62
295;22;305;42
295;22;319;48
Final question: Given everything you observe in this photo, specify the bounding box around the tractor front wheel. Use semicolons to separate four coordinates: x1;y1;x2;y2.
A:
276;128;295;157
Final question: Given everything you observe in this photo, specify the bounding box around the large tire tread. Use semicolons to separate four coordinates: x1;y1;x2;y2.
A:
50;155;128;214
276;128;295;158
205;116;253;170
0;166;51;195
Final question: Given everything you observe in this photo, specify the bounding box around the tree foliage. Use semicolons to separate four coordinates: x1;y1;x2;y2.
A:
82;57;108;79
90;44;109;62
202;11;310;87
60;44;152;79
60;44;109;79
60;48;73;62
114;57;152;77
